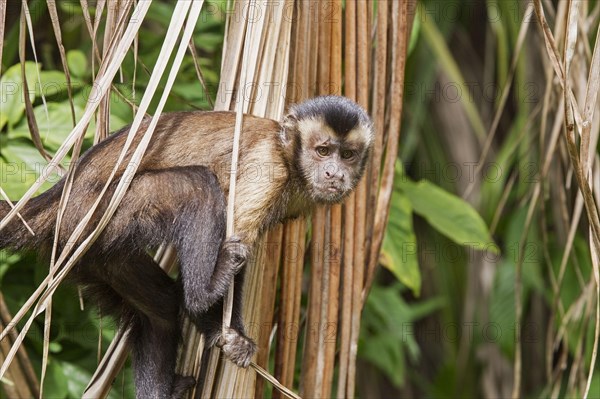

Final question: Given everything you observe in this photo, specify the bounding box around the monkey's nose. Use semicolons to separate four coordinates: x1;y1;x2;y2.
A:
325;170;345;181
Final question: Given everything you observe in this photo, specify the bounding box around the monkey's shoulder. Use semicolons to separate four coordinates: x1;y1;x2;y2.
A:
158;111;281;136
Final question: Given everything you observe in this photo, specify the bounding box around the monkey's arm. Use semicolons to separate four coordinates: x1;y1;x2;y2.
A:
177;224;256;368
145;167;257;367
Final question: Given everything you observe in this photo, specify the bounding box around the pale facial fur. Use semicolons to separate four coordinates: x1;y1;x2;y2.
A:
283;96;374;204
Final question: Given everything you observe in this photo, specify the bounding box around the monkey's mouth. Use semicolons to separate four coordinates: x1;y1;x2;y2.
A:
312;183;349;203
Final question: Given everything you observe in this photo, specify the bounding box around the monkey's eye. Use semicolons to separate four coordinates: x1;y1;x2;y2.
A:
316;146;330;157
341;150;355;160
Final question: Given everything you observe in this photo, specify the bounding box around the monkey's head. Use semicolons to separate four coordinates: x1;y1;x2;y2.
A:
281;96;374;204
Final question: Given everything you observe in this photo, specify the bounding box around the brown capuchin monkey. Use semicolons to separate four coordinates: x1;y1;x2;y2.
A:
0;95;373;398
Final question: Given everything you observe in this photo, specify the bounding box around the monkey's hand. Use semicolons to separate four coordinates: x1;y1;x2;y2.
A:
170;375;196;399
219;236;249;274
217;327;257;368
204;236;249;301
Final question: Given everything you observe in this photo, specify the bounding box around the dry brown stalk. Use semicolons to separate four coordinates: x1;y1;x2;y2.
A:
365;0;389;267
365;0;413;300
254;226;283;398
46;0;76;126
19;5;53;165
299;1;333;396
337;1;357;396
300;206;326;397
346;1;372;397
0;294;39;399
0;0;6;71
273;2;311;396
321;1;343;394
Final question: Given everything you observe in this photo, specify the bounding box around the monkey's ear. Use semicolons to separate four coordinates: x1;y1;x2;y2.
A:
280;113;298;145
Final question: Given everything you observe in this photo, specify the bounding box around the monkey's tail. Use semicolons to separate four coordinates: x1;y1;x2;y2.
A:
0;185;61;251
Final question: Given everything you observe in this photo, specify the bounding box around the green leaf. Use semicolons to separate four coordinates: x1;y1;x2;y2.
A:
67;50;88;79
0;140;58;197
10;101;128;152
62;363;93;399
43;360;69;399
400;179;498;253
381;188;421;295
360;334;406;387
408;6;421;55
360;284;445;388
37;71;70;98
0;62;41;130
489;260;517;355
587;370;600;399
0;251;21;283
11;102;83;150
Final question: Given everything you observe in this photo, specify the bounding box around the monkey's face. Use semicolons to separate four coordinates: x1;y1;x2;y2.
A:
283;96;374;204
301;132;370;203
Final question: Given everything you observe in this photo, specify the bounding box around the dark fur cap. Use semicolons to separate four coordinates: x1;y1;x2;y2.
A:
288;96;371;136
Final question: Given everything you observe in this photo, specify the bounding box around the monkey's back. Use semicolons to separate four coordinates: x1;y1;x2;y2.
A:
67;111;289;245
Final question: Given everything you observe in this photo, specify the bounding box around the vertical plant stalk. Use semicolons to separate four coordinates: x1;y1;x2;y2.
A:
300;1;338;395
254;226;283;397
188;40;214;109
364;0;413;299
365;0;389;260
581;19;600;399
0;0;5;71
46;0;77;126
322;1;343;394
248;13;295;391
95;0;118;143
274;220;305;399
19;2;53;164
222;0;256;331
346;1;371;396
0;294;39;399
216;0;260;396
274;1;311;395
194;1;252;395
337;0;357;396
19;1;66;395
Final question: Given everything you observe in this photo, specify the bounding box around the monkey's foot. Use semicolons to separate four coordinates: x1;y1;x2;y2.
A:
218;327;257;368
170;375;195;399
221;236;250;273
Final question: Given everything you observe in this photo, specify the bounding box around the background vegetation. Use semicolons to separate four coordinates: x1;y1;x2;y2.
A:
1;1;599;398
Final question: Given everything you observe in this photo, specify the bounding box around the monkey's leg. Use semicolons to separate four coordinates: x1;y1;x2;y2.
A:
104;256;192;399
